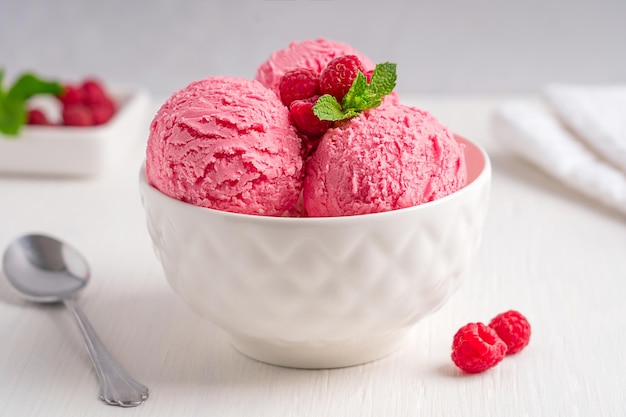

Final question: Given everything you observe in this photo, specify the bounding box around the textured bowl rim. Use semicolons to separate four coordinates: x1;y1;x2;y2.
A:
139;134;491;225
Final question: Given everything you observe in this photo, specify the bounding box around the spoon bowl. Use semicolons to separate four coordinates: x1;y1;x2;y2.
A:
2;233;149;407
3;234;89;302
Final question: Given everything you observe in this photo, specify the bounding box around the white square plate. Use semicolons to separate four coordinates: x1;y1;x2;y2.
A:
0;87;151;177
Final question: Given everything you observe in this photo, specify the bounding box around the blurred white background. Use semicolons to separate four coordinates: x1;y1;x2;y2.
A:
1;0;624;97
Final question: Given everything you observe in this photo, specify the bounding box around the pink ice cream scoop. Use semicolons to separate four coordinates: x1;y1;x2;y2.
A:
303;104;467;217
146;76;303;216
255;38;376;96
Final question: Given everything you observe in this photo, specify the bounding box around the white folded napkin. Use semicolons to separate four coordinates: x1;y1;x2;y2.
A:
545;84;626;174
492;84;626;216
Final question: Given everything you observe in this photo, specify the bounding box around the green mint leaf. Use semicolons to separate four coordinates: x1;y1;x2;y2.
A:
342;71;368;110
313;94;347;121
7;73;63;101
334;62;397;121
341;108;360;119
367;62;397;99
358;98;383;112
313;61;398;124
0;98;27;136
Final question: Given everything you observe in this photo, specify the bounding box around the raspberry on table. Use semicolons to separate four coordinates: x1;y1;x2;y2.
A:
279;68;320;106
62;104;94;126
27;108;51;125
488;310;531;355
319;55;365;102
289;96;332;138
451;322;507;373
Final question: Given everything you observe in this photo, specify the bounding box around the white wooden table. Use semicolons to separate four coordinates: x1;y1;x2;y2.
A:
1;95;625;417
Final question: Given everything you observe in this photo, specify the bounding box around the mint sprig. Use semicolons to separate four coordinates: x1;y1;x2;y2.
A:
0;70;63;136
313;62;397;122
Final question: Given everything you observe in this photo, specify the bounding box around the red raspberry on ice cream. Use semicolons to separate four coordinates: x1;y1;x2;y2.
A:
319;55;365;102
451;322;507;373
279;68;320;106
489;310;531;355
289;96;332;138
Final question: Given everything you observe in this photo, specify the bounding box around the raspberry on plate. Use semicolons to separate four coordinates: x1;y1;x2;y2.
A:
91;97;117;125
489;310;531;355
289;96;332;138
63;104;94;126
279;68;320;107
451;322;507;373
56;78;117;126
81;79;109;106
319;55;365;102
58;85;84;107
27;108;51;125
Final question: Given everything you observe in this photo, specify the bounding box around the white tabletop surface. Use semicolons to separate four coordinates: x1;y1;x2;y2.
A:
1;95;625;417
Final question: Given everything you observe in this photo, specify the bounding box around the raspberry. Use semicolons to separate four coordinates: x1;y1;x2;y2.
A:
279;68;320;106
289;96;332;138
319;55;365;102
81;79;108;105
90;97;116;125
451;322;507;373
62;104;94;126
58;85;84;107
489;310;531;355
27;108;51;125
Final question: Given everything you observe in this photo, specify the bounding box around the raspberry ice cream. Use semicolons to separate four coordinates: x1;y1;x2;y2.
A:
255;38;375;96
145;39;465;218
303;104;467;217
146;76;303;216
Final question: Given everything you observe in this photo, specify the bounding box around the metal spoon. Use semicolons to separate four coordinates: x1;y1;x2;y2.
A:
2;233;149;407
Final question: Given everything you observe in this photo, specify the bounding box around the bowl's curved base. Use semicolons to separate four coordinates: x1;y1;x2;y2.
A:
229;329;411;369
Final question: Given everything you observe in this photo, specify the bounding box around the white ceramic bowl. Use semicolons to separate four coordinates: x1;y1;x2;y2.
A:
0;86;150;177
139;135;491;369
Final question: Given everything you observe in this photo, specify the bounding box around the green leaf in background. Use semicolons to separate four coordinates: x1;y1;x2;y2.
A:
0;98;27;136
0;68;5;97
7;73;63;101
0;71;62;137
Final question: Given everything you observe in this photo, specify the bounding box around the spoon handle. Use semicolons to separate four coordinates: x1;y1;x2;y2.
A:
63;299;149;407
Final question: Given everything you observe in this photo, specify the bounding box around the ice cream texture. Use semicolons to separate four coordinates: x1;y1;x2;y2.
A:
303;104;467;217
255;38;375;96
146;38;467;218
146;76;303;216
